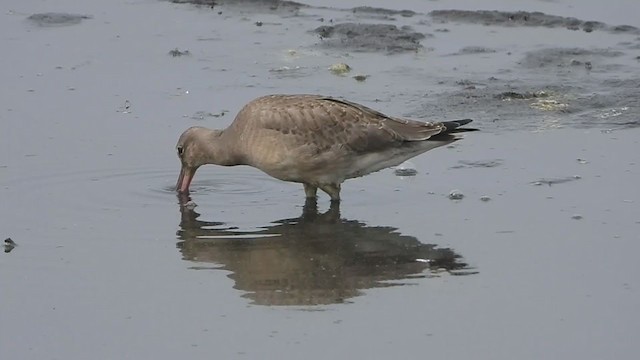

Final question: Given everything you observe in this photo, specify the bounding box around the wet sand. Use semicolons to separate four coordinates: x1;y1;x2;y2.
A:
1;0;639;359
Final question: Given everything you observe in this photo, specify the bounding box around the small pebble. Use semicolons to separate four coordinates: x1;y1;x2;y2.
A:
352;74;369;82
480;195;491;202
448;190;464;200
184;201;198;210
168;48;190;57
4;238;16;253
394;161;417;177
577;158;588;164
394;168;417;176
571;214;583;220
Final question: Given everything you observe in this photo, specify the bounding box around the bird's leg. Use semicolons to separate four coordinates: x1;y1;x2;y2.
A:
303;183;318;199
319;183;341;202
301;197;319;220
324;200;341;222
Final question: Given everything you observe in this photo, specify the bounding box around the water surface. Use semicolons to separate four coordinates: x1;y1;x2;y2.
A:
2;0;639;359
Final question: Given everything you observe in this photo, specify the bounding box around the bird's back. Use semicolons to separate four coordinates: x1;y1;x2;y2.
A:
225;95;465;184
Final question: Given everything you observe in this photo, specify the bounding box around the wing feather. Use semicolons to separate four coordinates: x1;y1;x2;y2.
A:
242;95;447;155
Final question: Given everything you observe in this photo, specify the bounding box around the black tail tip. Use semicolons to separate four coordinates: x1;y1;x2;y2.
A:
453;119;473;126
442;119;474;132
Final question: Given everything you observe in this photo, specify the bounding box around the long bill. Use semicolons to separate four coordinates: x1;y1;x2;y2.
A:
176;165;195;193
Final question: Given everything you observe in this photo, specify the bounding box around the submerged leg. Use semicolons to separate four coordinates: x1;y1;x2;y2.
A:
319;183;341;202
303;183;318;199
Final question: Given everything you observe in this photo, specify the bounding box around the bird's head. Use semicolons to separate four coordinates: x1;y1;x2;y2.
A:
175;127;223;193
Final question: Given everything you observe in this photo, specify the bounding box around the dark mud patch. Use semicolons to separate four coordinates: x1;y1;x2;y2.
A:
168;48;191;57
448;46;497;56
269;65;313;79
350;6;416;20
413;82;640;131
312;23;424;54
27;13;92;26
171;0;307;13
520;48;624;69
495;91;550;100
429;10;639;35
189;110;228;120
452;159;504;169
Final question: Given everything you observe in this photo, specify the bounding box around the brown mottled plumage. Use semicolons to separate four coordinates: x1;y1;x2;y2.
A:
176;94;474;201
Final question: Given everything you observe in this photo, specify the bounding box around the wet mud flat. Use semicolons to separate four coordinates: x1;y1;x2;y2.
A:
2;0;640;359
167;0;640;131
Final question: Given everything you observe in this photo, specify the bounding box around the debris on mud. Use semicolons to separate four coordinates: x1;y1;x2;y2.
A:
448;190;464;200
4;238;16;253
118;100;132;114
269;65;313;79
352;74;369;82
351;6;416;19
394;161;418;177
495;91;549;100
171;0;218;5
328;63;351;75
313;23;425;54
394;168;418;177
495;90;569;111
449;46;497;56
452;159;504;169
189;110;228;120
531;175;581;186
171;0;307;14
270;65;302;73
530;99;569;111
169;48;191;57
27;13;92;26
494;91;568;112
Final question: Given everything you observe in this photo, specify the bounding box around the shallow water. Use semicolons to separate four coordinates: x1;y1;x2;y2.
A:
2;0;640;359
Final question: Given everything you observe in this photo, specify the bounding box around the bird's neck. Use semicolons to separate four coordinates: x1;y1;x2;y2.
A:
202;128;244;166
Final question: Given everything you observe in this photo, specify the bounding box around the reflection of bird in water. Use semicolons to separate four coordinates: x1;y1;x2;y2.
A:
176;196;475;306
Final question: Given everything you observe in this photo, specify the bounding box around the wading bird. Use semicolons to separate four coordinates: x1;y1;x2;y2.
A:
176;94;474;202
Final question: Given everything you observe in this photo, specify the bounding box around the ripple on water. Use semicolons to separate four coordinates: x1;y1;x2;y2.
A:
5;166;288;212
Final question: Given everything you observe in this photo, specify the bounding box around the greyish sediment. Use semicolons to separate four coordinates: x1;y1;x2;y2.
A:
429;9;640;34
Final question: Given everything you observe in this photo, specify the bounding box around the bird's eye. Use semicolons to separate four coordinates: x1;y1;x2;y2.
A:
177;145;184;156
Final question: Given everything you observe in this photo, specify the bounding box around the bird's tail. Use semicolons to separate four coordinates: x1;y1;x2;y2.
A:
441;119;476;133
